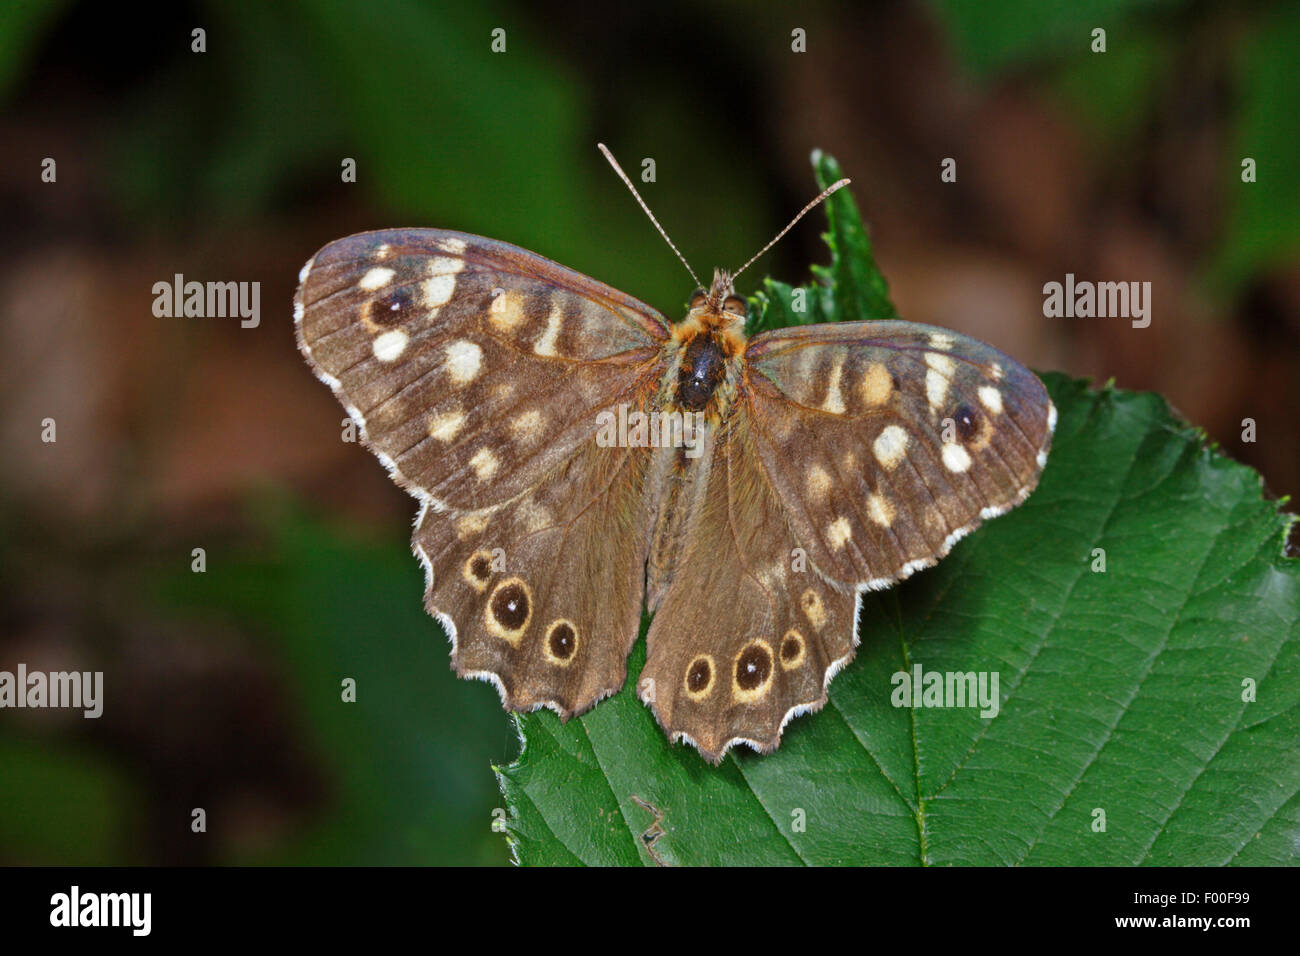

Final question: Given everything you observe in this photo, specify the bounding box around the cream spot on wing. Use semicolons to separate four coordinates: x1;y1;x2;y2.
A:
827;516;852;550
925;352;954;411
989;362;1004;381
534;300;563;356
423;273;457;308
821;358;846;414
510;409;545;443
926;369;948;411
372;329;408;362
438;237;467;255
943;443;972;473
867;493;894;526
925;352;955;374
516;497;551;533
807;464;832;502
427;409;466;442
359;267;395;290
293;300;304;323
444;340;482;384
860;361;892;406
469;447;499;482
455;511;488;540
428;256;464;276
928;332;955;351
488;290;527;331
794;347;820;395
298;257;315;284
375;243;390;259
800;589;827;630
873;425;909;470
1047;402;1058;433
978;385;1003;415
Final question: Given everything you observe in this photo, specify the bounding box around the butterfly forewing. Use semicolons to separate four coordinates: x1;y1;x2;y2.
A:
295;229;669;512
296;229;670;717
743;321;1054;590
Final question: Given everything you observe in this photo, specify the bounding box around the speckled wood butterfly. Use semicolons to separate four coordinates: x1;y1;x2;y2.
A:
294;147;1054;762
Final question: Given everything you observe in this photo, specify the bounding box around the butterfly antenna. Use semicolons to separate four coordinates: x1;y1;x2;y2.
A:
731;177;851;282
597;143;702;288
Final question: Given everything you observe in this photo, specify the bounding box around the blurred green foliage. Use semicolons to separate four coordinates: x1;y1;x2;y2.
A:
936;0;1174;74
1211;3;1300;291
0;0;73;99
100;0;769;313
0;737;139;864
151;498;518;865
938;0;1300;296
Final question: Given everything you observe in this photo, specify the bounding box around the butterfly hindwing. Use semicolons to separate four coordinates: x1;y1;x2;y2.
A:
414;388;661;715
640;411;858;762
296;229;670;717
743;321;1054;590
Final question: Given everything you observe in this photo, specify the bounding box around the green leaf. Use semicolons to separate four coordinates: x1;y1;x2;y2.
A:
496;155;1300;867
748;151;896;335
810;149;899;323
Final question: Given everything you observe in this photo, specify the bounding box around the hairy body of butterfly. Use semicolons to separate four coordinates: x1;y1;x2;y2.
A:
295;228;1055;763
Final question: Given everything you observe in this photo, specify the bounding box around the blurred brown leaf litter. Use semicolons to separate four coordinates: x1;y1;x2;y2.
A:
1;0;1297;864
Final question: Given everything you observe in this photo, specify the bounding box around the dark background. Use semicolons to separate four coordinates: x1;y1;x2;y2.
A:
2;0;1297;865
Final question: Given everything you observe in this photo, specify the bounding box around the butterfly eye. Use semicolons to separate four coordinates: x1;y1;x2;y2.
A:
688;288;708;311
723;295;748;318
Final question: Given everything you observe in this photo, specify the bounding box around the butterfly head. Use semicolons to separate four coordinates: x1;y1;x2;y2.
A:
688;268;747;326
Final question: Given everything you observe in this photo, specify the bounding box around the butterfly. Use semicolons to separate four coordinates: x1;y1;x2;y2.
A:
294;147;1055;763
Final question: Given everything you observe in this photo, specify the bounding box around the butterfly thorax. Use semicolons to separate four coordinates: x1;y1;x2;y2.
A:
664;269;747;419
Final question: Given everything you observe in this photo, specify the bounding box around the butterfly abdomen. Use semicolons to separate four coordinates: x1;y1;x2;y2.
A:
644;431;717;611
